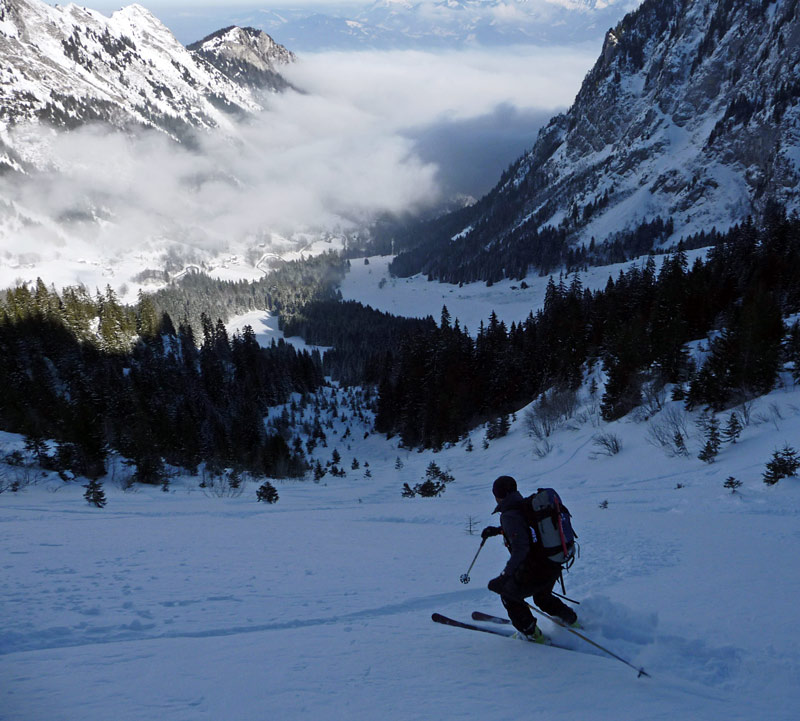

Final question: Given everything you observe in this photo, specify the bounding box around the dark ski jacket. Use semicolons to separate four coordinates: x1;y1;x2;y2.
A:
493;490;540;578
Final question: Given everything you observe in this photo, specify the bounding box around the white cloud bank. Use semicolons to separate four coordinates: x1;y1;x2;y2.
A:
0;44;598;292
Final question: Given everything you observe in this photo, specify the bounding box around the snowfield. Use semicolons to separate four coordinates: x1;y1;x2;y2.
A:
2;379;800;719
339;252;709;334
2;263;800;720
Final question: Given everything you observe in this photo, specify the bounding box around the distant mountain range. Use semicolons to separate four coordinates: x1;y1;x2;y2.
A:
388;0;800;283
237;0;638;51
0;0;294;169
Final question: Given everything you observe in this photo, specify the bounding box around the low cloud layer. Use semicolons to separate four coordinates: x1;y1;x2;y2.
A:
0;45;598;289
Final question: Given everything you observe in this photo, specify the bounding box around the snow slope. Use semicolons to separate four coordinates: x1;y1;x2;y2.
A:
2;376;799;720
2;281;800;721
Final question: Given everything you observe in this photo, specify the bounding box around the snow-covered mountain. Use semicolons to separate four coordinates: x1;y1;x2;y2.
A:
391;0;800;280
0;0;309;298
0;0;294;155
250;0;638;50
187;25;295;91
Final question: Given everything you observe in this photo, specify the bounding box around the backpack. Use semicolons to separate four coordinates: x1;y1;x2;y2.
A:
524;487;578;569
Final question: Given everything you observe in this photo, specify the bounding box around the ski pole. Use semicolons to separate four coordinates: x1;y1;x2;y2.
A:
527;602;650;679
460;538;486;584
552;590;580;605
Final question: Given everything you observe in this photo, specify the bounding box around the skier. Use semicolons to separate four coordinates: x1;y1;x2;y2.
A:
481;475;578;642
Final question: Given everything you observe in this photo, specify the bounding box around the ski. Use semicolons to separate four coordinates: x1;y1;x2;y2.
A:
433;613;557;645
432;613;516;638
473;611;582;633
471;611;511;625
471;610;650;678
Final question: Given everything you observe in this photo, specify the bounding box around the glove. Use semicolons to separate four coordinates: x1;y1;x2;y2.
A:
487;574;506;595
481;526;502;541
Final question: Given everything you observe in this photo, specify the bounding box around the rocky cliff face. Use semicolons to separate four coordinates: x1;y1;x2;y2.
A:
392;0;800;280
521;0;800;237
0;0;294;160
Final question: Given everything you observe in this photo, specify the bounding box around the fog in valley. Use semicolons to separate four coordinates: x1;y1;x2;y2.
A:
0;44;598;290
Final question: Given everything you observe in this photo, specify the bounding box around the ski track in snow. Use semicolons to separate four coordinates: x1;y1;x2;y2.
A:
0;588;488;655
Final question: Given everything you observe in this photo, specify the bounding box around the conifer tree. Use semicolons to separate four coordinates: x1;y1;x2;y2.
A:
83;478;107;508
24;435;50;466
415;478;446;497
256;481;279;503
763;445;800;485
724;477;742;494
698;414;721;463
722;412;743;444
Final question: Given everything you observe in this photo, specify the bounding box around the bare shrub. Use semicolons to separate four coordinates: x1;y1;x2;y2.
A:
533;439;554;459
646;406;691;457
768;403;784;430
736;399;756;426
641;376;668;417
585;398;603;427
524;386;579;440
526;413;554;441
201;468;248;498
0;456;43;493
591;432;622;457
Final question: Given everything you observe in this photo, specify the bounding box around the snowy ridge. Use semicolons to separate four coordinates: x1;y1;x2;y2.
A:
0;0;294;149
187;25;295;90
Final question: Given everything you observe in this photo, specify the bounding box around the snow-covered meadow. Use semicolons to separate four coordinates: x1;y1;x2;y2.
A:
2;262;800;720
339;253;709;334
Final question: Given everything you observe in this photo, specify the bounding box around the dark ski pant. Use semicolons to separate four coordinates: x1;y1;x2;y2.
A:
500;559;576;633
